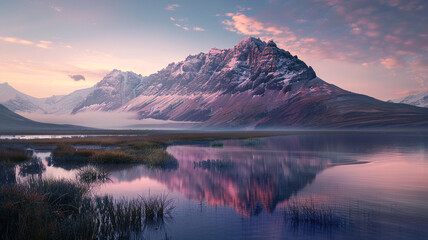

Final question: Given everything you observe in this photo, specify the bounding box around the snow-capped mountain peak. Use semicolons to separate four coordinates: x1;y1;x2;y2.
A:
236;37;266;52
390;91;428;108
72;70;145;113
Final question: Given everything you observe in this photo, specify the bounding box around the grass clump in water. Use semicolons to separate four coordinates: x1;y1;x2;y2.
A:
77;166;110;184
0;146;31;163
89;150;134;164
142;194;174;222
0;178;90;239
0;178;175;239
52;144;89;166
52;143;178;168
19;158;46;177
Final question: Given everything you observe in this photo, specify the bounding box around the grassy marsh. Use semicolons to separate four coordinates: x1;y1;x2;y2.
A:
0;146;31;164
0;178;174;240
51;143;177;168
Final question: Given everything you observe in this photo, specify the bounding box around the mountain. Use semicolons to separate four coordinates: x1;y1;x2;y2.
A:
0;82;93;114
72;70;144;113
3;37;428;128
390;91;428;108
42;87;94;114
0;104;88;131
0;82;44;113
73;37;428;128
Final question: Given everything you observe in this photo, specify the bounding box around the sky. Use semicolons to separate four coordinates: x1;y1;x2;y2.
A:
0;0;427;100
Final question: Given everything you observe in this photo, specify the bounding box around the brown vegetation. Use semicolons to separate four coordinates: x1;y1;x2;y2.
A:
0;147;31;163
0;178;174;239
0;130;285;147
51;143;177;168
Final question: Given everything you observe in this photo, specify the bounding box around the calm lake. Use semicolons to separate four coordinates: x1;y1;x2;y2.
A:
11;134;428;239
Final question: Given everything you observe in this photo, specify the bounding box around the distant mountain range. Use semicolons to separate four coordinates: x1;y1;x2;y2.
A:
0;82;92;114
0;104;88;131
1;37;428;129
390;91;428;108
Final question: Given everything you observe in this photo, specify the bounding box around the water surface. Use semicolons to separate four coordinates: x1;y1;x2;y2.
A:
9;134;428;239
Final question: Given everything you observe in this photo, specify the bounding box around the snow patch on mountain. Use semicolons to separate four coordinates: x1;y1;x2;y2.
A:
390;91;428;108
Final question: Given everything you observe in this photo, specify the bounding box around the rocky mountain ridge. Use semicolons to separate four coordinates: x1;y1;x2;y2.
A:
2;37;428;128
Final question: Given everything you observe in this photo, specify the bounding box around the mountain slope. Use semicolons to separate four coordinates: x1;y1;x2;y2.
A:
0;104;89;131
0;82;44;113
0;82;93;114
390;91;428;108
42;87;94;114
72;70;144;113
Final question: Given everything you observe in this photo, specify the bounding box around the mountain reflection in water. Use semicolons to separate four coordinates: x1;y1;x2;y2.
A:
105;134;415;217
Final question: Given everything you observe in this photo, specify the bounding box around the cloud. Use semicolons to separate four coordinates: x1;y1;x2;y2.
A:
411;58;428;71
165;4;180;11
380;56;406;69
170;17;205;31
0;36;53;49
69;74;86;81
193;27;205;31
0;58;109;84
220;0;428;79
174;23;190;31
222;13;289;37
237;6;252;11
170;17;187;22
0;36;33;45
35;40;52;49
50;6;62;12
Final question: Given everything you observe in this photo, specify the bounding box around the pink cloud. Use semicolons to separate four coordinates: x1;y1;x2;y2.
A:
222;13;292;38
380;56;406;69
385;35;402;44
0;36;53;49
0;36;33;45
35;40;52;49
193;27;205;31
365;31;380;38
165;4;180;11
50;6;62;12
174;23;190;31
396;90;419;95
237;6;252;12
351;27;362;35
381;0;425;11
